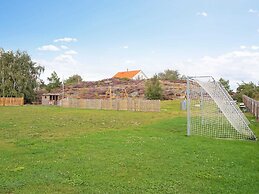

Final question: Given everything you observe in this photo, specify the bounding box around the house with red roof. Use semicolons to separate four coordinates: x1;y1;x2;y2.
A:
113;70;148;80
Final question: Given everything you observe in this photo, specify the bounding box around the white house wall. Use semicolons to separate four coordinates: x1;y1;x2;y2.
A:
133;71;148;80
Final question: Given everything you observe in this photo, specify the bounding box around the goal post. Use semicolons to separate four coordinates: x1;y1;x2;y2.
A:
186;76;256;140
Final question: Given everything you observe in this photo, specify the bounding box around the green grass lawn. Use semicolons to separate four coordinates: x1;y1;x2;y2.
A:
0;101;258;193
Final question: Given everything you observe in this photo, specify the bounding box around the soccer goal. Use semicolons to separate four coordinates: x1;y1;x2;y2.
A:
186;76;256;140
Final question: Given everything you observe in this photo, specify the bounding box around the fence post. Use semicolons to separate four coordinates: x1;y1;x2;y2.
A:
252;100;254;114
255;102;257;118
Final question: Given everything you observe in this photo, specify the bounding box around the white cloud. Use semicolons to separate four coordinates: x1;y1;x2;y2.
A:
35;57;85;84
125;60;135;64
60;45;69;50
178;50;259;89
35;43;259;90
38;44;60;51
123;45;129;49
251;45;259;50
239;45;259;50
54;37;78;43
248;9;257;13
54;54;77;64
64;50;78;55
248;9;259;16
196;12;208;17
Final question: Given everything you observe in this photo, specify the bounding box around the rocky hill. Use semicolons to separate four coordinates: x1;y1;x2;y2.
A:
41;78;187;100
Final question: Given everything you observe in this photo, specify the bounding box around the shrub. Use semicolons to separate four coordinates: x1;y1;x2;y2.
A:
145;75;163;100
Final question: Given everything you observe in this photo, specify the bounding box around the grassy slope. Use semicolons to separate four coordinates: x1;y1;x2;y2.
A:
0;101;258;194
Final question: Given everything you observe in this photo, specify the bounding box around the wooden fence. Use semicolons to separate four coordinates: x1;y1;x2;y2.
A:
243;95;259;120
0;97;24;106
60;98;160;112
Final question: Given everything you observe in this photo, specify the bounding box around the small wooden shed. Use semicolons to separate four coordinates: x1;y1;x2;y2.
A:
42;93;61;105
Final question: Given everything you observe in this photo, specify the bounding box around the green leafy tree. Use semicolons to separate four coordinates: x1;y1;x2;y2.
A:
235;81;259;102
65;74;83;85
46;71;62;92
219;78;232;93
145;75;163;100
158;69;180;80
38;79;46;89
0;49;44;103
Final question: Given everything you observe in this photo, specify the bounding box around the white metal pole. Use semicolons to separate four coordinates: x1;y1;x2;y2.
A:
187;77;191;136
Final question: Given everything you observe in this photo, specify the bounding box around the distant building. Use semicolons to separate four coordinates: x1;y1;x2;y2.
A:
113;70;148;80
42;93;61;105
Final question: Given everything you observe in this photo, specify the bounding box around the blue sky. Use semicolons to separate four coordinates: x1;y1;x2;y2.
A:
1;0;259;89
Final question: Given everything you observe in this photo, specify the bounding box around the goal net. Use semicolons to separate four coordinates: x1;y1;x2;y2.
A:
186;76;256;140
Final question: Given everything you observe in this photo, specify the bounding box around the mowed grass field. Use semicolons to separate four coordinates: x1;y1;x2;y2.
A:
0;101;259;194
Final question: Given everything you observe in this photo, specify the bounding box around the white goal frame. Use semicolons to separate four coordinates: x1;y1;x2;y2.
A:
186;76;256;140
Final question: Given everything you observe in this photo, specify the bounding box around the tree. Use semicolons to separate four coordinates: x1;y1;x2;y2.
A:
0;49;44;103
180;74;187;80
158;69;180;80
145;75;163;100
219;78;232;93
46;71;62;92
65;74;83;85
234;81;259;102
